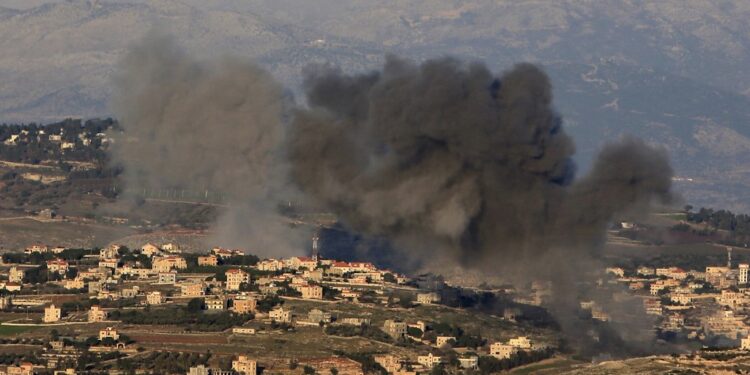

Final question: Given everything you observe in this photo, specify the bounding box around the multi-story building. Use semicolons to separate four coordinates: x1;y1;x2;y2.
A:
152;256;187;272
99;245;120;260
509;336;532;349
269;307;293;323
436;336;455;347
417;353;442;368
44;304;61;323
46;259;69;275
198;255;218;266
25;244;49;254
225;269;250;291
99;327;119;341
231;355;257;375
141;243;161;257
299;285;323;300
205;296;226;310
383;320;407;339
740;264;749;285
232;296;257;314
308;309;332;324
8;267;25;283
180;282;206;297
158;271;177;285
417;292;440;305
147;291;165;305
89;305;107;322
257;259;284;271
98;259;118;269
490;343;517;359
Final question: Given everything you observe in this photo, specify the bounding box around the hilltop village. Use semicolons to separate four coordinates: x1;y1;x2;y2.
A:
0;237;554;375
5;234;750;374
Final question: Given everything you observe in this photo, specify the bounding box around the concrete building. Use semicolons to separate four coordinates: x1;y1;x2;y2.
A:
416;292;440;305
417;353;442;368
88;306;107;322
308;309;332;324
269;307;293;323
299;284;323;300
232;296;257;314
509;336;532;349
158;271;177;285
742;336;750;350
225;269;250;291
147;291;165;305
740;264;749;285
46;259;69;275
44;304;61;323
383;320;407;339
181;282;206;298
99;327;119;341
490;343;518;359
436;336;455;347
8;266;25;283
205;296;226;310
141;243;161;257
152;256;187;272
232;355;257;375
198;255;219;266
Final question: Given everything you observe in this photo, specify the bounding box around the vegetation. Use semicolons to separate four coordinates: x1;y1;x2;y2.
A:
108;306;249;332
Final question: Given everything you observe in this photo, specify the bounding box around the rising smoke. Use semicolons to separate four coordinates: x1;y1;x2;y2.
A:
288;56;674;354
289;56;673;271
112;36;675;355
109;33;308;257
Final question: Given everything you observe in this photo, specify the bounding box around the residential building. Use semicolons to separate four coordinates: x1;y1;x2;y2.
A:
416;292;440;305
212;247;243;258
436;336;455;347
417;353;442;368
742;337;750;350
147;291;165;305
152;256;187;272
225;269;250;291
46;259;69;274
383;320;407;339
232;355;257;375
232;296;256;314
198;255;219;266
269;307;293;323
257;259;284;271
299;284;323;300
509;336;532;349
98;259;118;269
25;244;49;254
740;264;749;285
99;327;119;341
44;304;62;323
490;343;518;359
63;278;85;290
188;365;211;375
88;306;107;322
374;355;404;373
458;356;479;370
99;245;120;260
158;271;177;285
9;266;25;283
232;327;256;335
308;309;332;324
141;243;161;257
180;282;206;297
205;296;226;310
162;243;181;253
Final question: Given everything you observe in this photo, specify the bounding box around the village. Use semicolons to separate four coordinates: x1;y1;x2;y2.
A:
0;235;553;375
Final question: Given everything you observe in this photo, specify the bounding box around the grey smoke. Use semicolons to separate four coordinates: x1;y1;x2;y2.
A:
110;33;307;257
289;57;673;270
289;56;674;354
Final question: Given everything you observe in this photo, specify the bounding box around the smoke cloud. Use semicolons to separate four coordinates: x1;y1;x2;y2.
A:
289;56;672;269
111;35;675;355
288;56;674;354
110;33;307;257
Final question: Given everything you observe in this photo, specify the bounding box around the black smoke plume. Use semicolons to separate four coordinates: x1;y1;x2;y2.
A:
289;56;674;355
289;56;672;270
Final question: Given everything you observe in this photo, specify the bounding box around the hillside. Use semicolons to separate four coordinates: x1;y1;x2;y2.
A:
1;0;750;211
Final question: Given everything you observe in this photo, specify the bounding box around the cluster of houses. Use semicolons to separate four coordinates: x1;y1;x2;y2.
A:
603;248;750;348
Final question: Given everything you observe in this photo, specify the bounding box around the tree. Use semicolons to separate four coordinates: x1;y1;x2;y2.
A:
187;298;205;312
303;365;316;375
